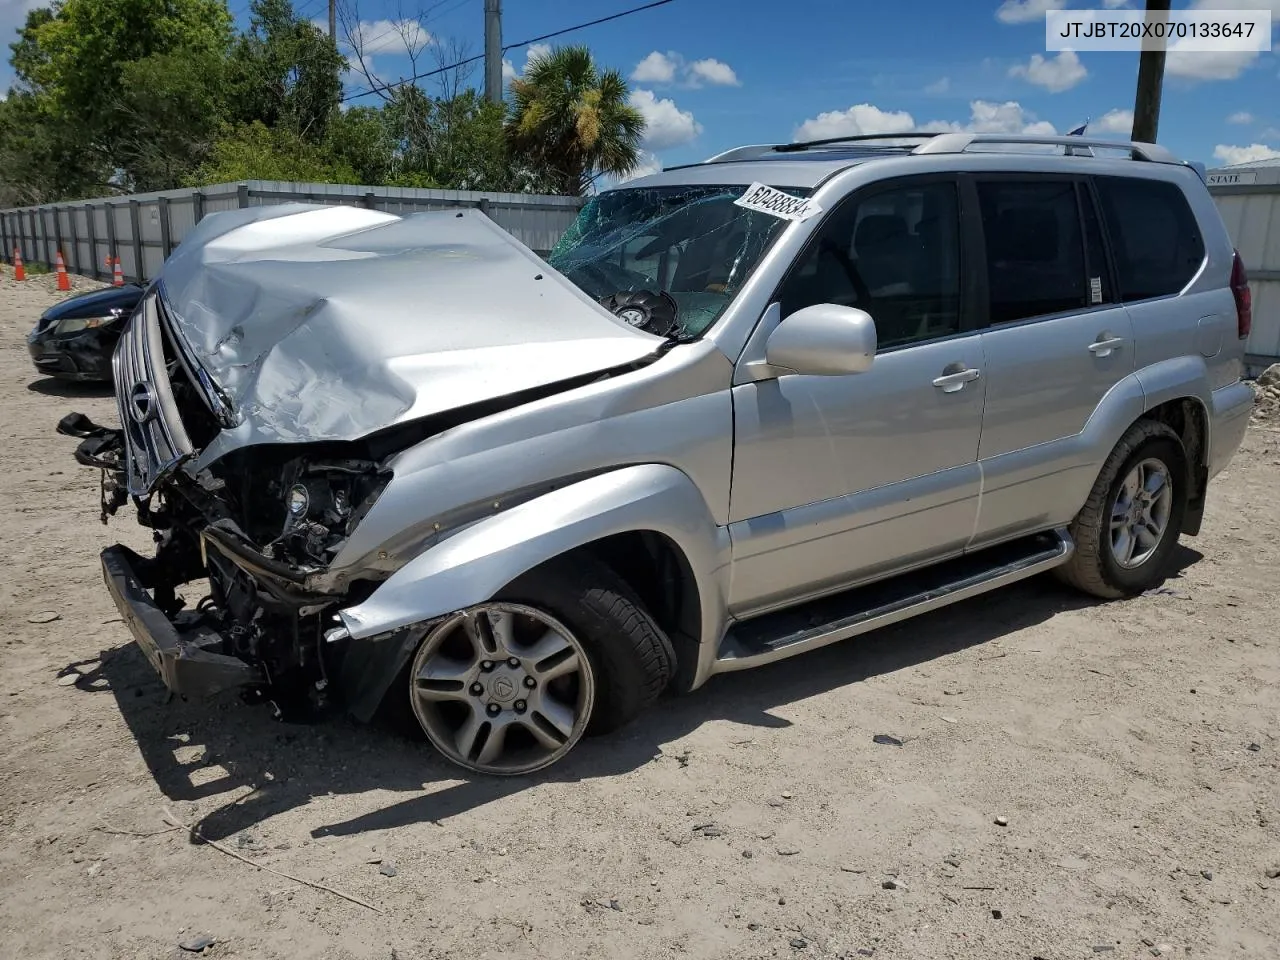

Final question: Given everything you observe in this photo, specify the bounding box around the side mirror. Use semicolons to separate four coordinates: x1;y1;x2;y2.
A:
764;304;877;376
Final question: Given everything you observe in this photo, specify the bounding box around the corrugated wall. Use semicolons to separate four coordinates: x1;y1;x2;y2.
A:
0;181;583;284
1208;169;1280;370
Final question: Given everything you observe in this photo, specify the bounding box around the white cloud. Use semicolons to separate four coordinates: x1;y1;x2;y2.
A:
1008;50;1087;92
794;103;917;141
964;99;1057;134
1093;108;1134;133
925;77;951;94
1102;0;1130;7
504;43;551;82
1167;48;1258;81
617;151;664;183
630;50;740;88
687;58;739;87
1227;111;1255;124
793;99;1057;142
995;0;1067;24
631;51;679;85
629;89;702;150
1262;126;1280;140
349;19;431;56
1213;142;1280;165
1165;0;1280;82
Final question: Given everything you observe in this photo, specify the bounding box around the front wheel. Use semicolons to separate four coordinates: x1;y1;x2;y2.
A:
407;559;674;776
1056;420;1189;599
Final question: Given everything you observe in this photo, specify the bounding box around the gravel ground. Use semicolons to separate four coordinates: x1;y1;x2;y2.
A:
1;267;1278;960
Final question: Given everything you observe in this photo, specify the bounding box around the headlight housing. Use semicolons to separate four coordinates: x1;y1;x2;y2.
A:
268;462;392;567
54;308;125;335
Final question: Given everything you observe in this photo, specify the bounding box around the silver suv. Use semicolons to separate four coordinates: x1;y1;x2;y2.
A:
61;132;1256;775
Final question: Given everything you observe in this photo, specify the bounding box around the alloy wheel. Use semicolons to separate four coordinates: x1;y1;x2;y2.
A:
1110;457;1174;569
409;602;595;775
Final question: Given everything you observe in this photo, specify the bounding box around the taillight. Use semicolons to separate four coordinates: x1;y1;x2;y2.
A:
1230;249;1252;339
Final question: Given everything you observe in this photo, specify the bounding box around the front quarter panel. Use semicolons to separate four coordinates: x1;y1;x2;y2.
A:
338;463;732;648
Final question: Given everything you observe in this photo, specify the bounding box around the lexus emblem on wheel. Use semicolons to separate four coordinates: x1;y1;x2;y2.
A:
128;382;157;424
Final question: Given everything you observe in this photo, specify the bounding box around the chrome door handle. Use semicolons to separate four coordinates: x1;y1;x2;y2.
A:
932;367;981;393
1089;336;1126;357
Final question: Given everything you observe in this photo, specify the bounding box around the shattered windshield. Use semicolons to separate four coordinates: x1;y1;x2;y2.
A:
547;184;806;339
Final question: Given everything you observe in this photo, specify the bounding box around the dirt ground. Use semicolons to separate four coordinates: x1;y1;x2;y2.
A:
1;268;1277;960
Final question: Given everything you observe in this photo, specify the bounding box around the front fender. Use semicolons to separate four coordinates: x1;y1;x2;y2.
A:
338;464;731;647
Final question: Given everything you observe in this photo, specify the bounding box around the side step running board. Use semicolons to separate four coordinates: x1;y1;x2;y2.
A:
714;529;1073;673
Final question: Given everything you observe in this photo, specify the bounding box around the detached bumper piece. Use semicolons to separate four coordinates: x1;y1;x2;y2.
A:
101;544;265;697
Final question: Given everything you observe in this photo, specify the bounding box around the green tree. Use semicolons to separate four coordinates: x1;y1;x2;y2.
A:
226;0;344;143
325;106;396;185
187;121;358;184
115;49;228;190
506;44;644;195
6;0;232;195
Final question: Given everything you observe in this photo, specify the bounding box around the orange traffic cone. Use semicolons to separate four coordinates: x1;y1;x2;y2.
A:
55;250;71;291
112;256;124;287
13;248;25;282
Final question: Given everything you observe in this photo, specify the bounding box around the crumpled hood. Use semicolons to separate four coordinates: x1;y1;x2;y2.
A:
155;202;660;455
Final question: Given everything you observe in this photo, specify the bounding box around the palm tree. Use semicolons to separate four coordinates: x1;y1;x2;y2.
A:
506;45;645;196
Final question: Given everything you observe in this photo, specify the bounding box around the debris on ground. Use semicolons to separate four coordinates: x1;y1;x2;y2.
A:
179;935;216;952
27;611;60;623
1251;364;1280;423
693;823;724;837
872;735;903;747
994;816;1009;827
55;671;80;687
379;862;398;877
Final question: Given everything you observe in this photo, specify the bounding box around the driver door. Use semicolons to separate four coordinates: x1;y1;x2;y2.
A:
726;176;986;617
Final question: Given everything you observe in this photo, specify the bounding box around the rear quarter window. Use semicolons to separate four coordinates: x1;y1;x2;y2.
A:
1094;177;1205;302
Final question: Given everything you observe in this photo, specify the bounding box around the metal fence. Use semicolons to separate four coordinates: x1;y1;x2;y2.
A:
0;180;585;284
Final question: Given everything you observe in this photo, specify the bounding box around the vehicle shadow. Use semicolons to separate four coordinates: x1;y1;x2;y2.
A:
88;549;1202;845
26;377;114;398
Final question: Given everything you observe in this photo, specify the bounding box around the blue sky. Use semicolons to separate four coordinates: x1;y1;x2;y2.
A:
2;0;1278;171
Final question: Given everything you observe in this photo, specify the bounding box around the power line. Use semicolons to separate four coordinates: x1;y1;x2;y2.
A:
340;0;677;102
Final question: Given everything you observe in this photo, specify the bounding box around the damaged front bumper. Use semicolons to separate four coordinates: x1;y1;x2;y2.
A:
59;412;415;715
102;544;265;697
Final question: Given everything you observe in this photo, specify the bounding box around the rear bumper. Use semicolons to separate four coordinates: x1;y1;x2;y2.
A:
101;544;264;698
1208;380;1255;478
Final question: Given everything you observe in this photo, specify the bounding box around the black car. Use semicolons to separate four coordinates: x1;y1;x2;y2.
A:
27;282;145;382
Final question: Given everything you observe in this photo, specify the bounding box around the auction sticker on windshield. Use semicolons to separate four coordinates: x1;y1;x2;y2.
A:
734;183;822;222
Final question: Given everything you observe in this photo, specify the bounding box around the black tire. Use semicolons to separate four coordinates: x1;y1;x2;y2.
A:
1055;419;1189;599
497;557;676;734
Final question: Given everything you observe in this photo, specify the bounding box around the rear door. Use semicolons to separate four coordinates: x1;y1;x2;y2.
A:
969;175;1136;548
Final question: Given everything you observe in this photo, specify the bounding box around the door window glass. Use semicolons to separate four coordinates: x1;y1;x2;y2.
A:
977;180;1087;324
778;181;961;349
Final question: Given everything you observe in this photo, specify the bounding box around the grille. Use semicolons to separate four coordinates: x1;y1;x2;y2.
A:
112;292;195;496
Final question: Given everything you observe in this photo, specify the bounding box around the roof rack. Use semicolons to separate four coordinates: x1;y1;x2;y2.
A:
701;131;1180;166
910;132;1180;163
703;132;944;164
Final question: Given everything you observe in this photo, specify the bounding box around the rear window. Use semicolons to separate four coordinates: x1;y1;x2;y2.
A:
1094;177;1204;302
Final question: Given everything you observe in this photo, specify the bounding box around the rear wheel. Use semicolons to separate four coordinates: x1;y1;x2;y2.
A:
1056;420;1189;599
408;558;674;775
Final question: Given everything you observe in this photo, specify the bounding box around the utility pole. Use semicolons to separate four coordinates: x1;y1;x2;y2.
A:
484;0;502;104
328;0;336;43
1131;0;1171;143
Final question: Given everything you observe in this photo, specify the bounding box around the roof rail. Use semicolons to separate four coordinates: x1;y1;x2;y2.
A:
703;144;780;163
702;132;946;164
911;133;1180;164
